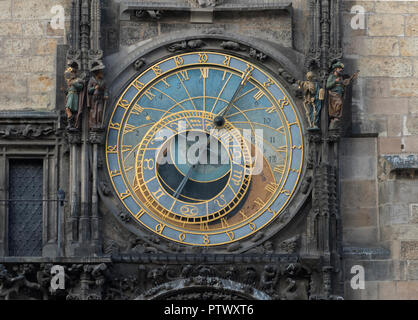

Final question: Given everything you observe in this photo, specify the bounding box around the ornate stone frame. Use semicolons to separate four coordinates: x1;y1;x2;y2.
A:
98;32;313;254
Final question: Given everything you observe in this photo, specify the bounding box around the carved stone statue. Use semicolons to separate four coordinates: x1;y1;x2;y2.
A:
197;0;220;7
326;62;359;129
297;71;324;129
64;67;85;130
87;64;108;130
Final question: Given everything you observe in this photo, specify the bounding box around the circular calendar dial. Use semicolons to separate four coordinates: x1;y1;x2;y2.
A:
106;52;304;246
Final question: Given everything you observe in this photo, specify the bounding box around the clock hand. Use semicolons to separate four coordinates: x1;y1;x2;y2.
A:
173;136;229;199
214;69;253;127
173;163;197;199
173;139;212;199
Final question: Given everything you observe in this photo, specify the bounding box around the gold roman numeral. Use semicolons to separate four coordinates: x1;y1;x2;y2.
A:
265;182;279;194
144;90;155;100
200;68;209;79
254;90;264;101
221;217;229;228
274;165;285;175
161;78;171;88
132;80;145;91
254;197;265;209
266;106;276;114
179;70;189;81
152;188;165;201
135;209;146;219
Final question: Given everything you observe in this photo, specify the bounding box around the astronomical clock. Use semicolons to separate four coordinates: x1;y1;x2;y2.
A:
105;51;304;247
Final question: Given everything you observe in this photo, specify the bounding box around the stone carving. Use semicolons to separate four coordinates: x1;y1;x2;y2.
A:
99;181;112;196
278;236;300;254
297;71;324;129
0;264;48;300
0;125;55;139
133;58;146;71
87;64;108;131
326;62;359;129
66;263;109;300
119;211;131;223
135;10;162;19
197;0;221;7
277;68;296;86
249;48;267;62
247;241;274;254
220;41;245;51
167;40;206;52
64;66;85;130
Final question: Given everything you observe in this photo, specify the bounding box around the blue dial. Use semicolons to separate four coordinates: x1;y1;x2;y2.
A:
106;52;304;246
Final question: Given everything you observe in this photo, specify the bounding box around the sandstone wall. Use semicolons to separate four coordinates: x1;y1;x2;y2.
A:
341;0;418;299
0;0;70;111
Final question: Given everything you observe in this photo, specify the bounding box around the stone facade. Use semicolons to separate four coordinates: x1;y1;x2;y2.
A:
0;0;417;300
0;0;70;111
341;0;418;299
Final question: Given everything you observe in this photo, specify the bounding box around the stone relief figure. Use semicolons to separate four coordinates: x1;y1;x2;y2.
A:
64;67;85;130
87;64;108;130
197;0;220;7
326;62;359;129
297;71;324;130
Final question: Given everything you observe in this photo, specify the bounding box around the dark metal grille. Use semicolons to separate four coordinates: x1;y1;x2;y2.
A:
8;159;43;256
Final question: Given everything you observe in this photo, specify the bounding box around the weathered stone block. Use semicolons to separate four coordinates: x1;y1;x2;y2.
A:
367;98;408;115
404;136;418;153
343;227;378;245
0;21;22;36
0;73;27;94
378;281;398;300
379;204;410;226
341;1;375;13
406;15;418;36
341;207;377;228
409;98;418;113
401;241;418;259
368;14;404;36
379;137;402;154
341;137;377;158
341;180;377;208
341;156;377;181
28;74;54;93
0;0;12;19
14;56;54;73
22;21;44;37
407;261;418;280
12;0;70;20
345;37;400;56
35;38;57;55
400;38;418;57
345;260;395;282
410;204;418;224
396;280;418;299
46;21;65;37
390;78;418;97
404;114;418;135
1;38;32;56
387;115;402;137
375;1;418;14
364;78;391;98
345;280;379;300
358;57;413;78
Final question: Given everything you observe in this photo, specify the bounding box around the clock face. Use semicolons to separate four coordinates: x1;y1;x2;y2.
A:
106;51;304;246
